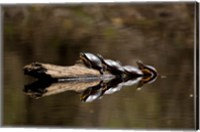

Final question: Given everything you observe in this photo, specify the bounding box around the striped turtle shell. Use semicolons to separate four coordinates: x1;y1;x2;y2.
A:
97;54;124;75
123;65;143;77
80;52;104;74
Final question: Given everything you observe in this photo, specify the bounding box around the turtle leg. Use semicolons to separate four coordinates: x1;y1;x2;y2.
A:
99;66;106;75
84;61;92;68
100;68;104;75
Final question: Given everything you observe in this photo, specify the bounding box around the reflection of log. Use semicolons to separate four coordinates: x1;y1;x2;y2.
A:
24;73;157;101
44;81;100;96
24;80;101;98
23;62;102;80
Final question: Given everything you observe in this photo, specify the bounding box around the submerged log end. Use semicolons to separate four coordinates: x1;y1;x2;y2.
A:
23;62;50;79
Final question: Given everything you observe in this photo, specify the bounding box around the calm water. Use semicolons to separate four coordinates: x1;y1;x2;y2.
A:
2;3;195;129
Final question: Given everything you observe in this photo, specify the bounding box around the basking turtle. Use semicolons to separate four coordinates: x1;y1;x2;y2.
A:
97;54;124;76
136;60;158;77
123;65;143;77
80;52;104;74
136;60;158;88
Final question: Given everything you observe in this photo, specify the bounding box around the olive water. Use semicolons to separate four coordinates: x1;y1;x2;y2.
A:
2;3;196;129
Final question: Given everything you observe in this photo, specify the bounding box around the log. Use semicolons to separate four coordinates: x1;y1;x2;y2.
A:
23;62;107;80
23;71;153;100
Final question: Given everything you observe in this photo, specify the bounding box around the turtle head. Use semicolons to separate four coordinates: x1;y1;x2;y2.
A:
80;52;90;63
80;52;85;59
136;60;145;69
97;54;104;61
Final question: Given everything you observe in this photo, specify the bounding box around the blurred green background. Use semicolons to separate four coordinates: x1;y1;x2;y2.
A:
2;3;195;129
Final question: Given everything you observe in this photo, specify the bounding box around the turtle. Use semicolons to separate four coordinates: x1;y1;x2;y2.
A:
80;52;104;74
123;65;143;77
136;60;158;88
136;60;158;77
97;54;124;76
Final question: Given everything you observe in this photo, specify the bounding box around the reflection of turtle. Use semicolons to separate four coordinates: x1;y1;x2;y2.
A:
80;52;104;74
121;77;142;87
123;65;143;77
104;84;122;95
80;88;102;102
97;55;124;76
136;75;157;90
102;77;124;95
136;60;158;88
80;81;104;102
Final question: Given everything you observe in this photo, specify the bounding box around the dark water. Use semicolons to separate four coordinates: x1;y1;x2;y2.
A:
2;3;196;129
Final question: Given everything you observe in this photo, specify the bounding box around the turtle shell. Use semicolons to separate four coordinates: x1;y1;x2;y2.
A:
80;52;103;73
123;65;143;76
136;60;158;77
144;65;157;75
102;59;124;74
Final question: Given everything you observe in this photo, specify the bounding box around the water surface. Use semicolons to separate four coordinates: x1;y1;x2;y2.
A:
2;3;195;129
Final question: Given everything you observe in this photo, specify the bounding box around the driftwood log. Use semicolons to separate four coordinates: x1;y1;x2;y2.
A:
24;74;146;100
23;62;114;81
23;60;158;101
23;62;116;99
